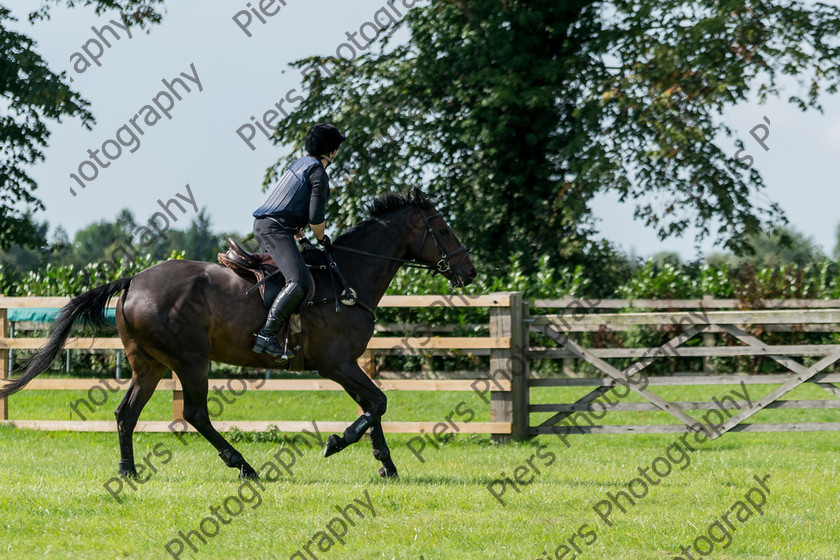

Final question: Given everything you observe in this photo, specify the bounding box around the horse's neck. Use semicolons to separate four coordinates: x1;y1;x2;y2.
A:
335;215;414;309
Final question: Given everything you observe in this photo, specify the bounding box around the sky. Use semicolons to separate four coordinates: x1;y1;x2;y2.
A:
4;0;840;260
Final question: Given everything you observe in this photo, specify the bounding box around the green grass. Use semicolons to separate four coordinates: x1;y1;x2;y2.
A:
1;383;839;559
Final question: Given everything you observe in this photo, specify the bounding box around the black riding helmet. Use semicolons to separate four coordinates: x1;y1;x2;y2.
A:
305;123;346;157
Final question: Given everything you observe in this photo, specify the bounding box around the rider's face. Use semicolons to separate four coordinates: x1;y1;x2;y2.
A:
327;148;339;166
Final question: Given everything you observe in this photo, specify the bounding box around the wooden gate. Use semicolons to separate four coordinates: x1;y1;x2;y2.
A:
528;298;840;438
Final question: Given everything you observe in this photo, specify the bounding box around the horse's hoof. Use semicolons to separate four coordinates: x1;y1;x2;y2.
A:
240;467;259;480
119;465;138;478
324;434;348;457
118;460;137;478
378;466;399;478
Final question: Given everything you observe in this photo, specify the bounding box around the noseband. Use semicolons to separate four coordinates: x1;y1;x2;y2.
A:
417;211;469;276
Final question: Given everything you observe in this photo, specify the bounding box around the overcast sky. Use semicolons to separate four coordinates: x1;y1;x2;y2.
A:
5;0;840;260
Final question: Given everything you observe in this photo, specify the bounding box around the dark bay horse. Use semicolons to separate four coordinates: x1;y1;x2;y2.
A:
0;189;475;479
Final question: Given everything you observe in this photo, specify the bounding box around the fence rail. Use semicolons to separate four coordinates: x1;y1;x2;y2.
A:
0;293;520;436
3;294;840;440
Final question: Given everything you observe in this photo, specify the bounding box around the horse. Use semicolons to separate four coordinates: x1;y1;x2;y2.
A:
0;189;475;479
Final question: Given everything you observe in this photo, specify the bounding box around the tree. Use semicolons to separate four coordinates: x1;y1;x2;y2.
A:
833;222;840;261
709;226;823;268
650;251;682;267
266;0;840;273
72;219;129;266
49;225;75;266
114;209;137;237
0;218;50;273
182;208;223;262
0;1;163;249
0;6;91;248
744;228;823;267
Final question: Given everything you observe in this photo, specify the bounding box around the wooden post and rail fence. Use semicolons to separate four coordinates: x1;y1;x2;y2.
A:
3;293;840;440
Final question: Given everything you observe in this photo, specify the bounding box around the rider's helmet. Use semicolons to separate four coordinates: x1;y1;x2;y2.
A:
305;123;346;157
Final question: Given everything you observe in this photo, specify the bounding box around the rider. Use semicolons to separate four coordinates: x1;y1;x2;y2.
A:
251;123;346;358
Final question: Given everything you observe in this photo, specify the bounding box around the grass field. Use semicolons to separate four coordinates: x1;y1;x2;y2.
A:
1;380;839;559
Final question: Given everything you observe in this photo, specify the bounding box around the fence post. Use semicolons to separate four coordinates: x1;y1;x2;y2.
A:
356;350;377;416
702;295;714;374
357;350;377;380
490;292;528;441
0;300;8;420
173;375;184;422
515;299;530;439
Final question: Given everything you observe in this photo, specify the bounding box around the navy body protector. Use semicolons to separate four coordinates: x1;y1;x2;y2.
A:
252;155;321;226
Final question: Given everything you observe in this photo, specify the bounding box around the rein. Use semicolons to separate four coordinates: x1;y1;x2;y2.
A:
310;209;470;317
332;211;469;276
330;245;434;269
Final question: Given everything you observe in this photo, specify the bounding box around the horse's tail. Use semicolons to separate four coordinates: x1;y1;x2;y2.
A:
0;277;132;398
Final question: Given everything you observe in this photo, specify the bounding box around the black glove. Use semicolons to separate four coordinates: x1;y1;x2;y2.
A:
318;234;332;249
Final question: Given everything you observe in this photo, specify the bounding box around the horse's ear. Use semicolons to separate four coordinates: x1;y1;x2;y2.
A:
411;187;425;203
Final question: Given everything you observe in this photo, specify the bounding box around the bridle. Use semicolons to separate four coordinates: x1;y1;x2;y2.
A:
310;208;470;316
415;210;470;276
332;209;470;279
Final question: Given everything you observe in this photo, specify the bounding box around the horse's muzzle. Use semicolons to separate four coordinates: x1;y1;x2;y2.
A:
451;266;477;287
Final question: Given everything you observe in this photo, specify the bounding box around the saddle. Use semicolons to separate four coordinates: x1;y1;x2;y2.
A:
218;238;322;308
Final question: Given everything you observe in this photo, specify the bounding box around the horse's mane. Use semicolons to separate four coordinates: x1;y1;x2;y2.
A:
366;191;434;218
335;191;434;244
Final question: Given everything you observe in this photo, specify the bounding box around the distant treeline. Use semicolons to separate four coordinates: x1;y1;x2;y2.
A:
1;209;838;300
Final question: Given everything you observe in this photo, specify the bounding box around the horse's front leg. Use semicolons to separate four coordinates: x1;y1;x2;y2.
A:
323;411;373;456
322;360;398;477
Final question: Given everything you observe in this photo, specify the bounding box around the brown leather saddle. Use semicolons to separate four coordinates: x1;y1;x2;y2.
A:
217;238;321;309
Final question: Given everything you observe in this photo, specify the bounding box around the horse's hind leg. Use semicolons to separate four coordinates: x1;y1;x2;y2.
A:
115;345;166;477
323;360;398;478
177;360;258;480
369;421;398;478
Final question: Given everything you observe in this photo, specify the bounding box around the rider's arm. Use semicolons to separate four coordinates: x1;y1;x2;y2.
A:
310;221;326;242
308;165;329;242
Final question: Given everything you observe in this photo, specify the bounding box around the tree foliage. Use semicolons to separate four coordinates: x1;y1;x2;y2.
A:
25;0;165;24
0;208;230;288
708;225;823;268
266;0;840;273
0;1;163;249
0;6;92;248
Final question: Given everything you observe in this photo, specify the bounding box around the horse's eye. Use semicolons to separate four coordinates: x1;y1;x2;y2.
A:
440;228;450;235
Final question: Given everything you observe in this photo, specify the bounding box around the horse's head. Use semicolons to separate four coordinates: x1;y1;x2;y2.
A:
406;189;477;287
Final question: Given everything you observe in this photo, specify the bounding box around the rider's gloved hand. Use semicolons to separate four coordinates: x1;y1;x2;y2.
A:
319;234;332;249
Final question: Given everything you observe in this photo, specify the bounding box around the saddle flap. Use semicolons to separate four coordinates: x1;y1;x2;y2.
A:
227;238;276;268
217;250;316;310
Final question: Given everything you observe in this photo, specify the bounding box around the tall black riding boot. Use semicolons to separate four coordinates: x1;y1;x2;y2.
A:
252;282;306;359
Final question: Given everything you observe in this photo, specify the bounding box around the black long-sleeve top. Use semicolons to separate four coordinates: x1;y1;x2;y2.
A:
307;165;329;225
